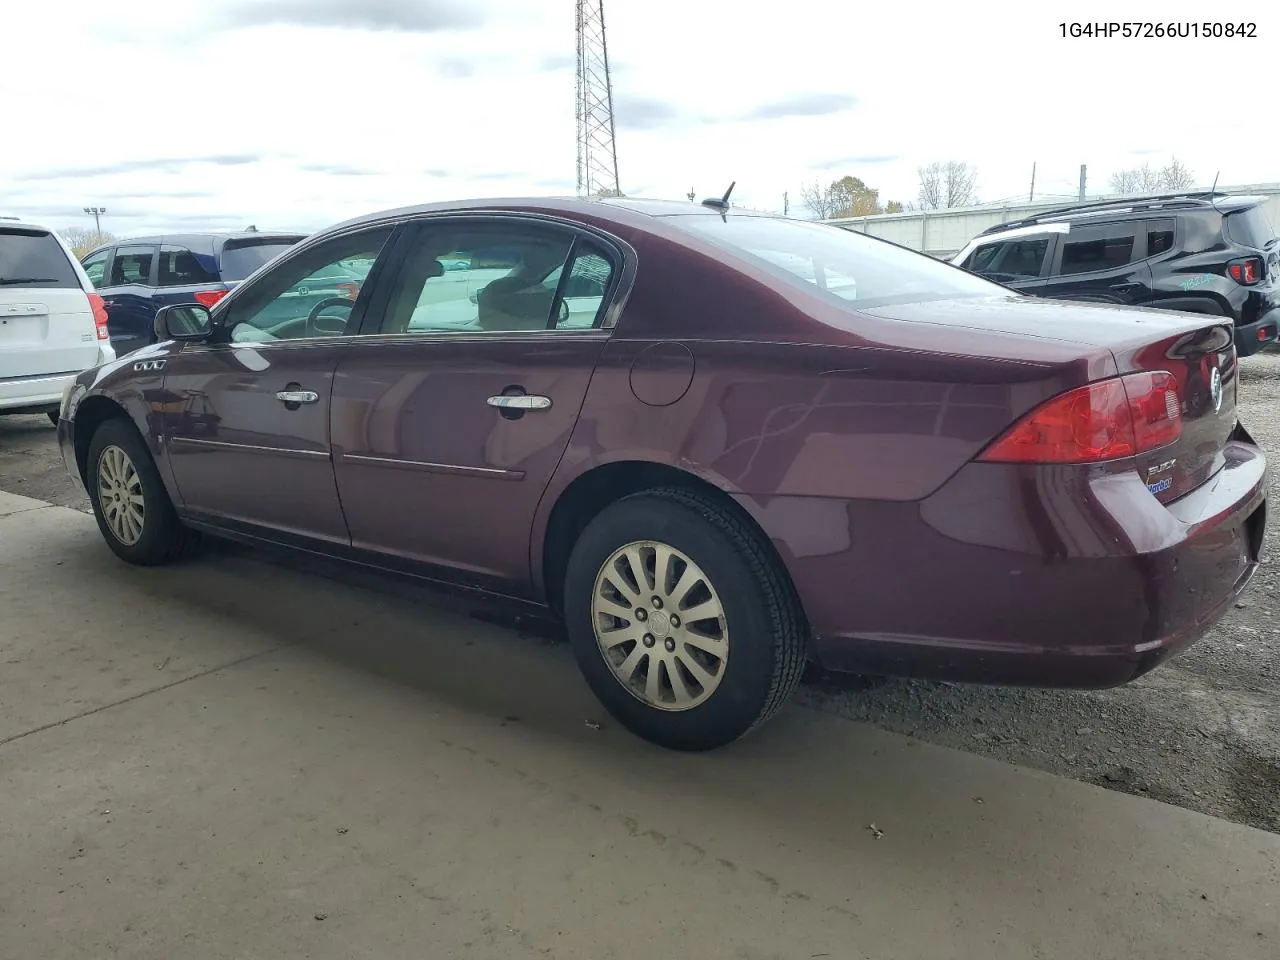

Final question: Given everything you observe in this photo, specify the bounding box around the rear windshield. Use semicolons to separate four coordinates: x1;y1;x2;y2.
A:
218;239;302;281
0;228;80;288
677;215;1003;309
1225;206;1276;249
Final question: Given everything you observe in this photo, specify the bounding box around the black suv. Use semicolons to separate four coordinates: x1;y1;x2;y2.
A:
80;231;305;358
951;192;1280;356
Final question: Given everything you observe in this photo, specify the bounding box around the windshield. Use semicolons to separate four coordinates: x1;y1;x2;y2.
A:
1225;206;1277;250
219;239;302;281
0;228;80;288
677;215;1003;309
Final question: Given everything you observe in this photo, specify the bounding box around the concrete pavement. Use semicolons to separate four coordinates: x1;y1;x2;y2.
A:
1;490;1277;959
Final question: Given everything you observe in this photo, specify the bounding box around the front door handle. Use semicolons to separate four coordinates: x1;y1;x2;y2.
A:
486;394;552;411
276;390;319;404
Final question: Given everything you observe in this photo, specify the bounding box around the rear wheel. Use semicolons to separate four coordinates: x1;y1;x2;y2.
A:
563;487;807;751
86;418;195;565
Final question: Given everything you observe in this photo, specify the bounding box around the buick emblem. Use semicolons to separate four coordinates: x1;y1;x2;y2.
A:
1209;367;1223;414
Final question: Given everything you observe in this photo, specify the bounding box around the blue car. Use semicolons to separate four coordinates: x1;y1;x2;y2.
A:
81;232;306;357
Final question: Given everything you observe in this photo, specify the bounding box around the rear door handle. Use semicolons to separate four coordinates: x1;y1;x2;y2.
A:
487;394;552;411
276;390;319;404
1110;282;1142;294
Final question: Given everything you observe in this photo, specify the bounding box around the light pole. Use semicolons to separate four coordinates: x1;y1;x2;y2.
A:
83;206;106;234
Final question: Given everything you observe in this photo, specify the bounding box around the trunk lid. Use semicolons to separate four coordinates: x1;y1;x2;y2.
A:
864;295;1238;503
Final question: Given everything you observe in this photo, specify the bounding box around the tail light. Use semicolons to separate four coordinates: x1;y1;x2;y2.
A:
979;372;1182;464
337;281;360;300
1227;257;1263;285
87;293;110;340
193;289;229;309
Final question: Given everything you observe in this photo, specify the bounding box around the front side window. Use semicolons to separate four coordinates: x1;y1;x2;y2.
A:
676;214;1002;309
0;228;81;288
378;221;614;335
1057;223;1138;276
80;249;109;289
158;245;218;287
223;227;392;343
108;246;156;286
967;237;1051;281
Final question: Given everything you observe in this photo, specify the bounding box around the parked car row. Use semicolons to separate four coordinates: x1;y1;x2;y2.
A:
950;191;1280;356
52;194;1267;752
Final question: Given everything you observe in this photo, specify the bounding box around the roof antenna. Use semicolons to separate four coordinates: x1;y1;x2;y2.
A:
1210;171;1220;194
701;180;736;214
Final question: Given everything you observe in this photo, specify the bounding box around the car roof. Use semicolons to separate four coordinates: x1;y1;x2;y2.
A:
324;196;780;236
0;215;58;234
979;192;1266;236
115;231;307;246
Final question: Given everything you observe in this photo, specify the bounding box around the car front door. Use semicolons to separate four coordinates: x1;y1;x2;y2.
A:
1036;220;1153;306
160;225;396;544
99;243;160;357
329;216;621;590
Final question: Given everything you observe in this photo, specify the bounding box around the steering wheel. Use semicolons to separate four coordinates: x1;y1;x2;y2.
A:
306;296;356;338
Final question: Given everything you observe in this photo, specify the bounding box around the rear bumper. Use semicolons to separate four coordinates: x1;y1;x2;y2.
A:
744;424;1267;688
1235;309;1280;357
0;371;77;412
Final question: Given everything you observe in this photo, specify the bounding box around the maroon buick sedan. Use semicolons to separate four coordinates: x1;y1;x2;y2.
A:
57;197;1267;750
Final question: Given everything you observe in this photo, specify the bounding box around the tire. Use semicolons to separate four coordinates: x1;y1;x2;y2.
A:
563;487;807;751
86;417;196;566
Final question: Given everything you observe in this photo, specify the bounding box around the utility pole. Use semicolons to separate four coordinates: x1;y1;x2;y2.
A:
575;0;620;197
1029;162;1036;202
1078;164;1087;200
687;188;696;202
83;206;106;233
783;191;789;216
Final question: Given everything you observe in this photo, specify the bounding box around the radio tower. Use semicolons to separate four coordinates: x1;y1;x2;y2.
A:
575;0;620;197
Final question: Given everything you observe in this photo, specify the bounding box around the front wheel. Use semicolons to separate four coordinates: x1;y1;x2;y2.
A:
563;487;807;751
86;418;195;565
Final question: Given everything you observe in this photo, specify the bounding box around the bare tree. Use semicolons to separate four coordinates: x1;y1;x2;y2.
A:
1108;157;1195;196
917;162;944;210
1109;169;1142;194
1160;156;1195;190
943;161;978;207
800;178;837;219
58;226;116;259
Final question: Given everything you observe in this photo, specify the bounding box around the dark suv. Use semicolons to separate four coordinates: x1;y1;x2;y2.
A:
950;192;1280;356
80;231;305;357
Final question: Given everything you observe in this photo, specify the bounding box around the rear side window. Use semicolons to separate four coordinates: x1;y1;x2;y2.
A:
109;247;156;286
1146;219;1175;256
0;228;80;288
158;245;218;286
678;215;1001;308
1057;222;1138;275
1224;206;1276;249
219;239;301;281
966;237;1050;281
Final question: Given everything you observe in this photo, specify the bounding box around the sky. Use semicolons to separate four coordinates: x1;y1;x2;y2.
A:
1;0;1277;237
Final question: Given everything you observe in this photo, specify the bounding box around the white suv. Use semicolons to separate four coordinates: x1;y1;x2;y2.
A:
1;217;115;424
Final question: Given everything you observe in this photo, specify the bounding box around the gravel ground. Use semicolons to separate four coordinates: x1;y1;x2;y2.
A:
2;356;1277;832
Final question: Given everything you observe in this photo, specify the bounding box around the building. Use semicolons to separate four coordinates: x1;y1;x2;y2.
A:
823;184;1280;259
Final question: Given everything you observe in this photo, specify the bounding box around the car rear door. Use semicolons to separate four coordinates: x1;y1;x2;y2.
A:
329;215;622;591
0;225;99;381
1036;220;1153;306
98;243;159;357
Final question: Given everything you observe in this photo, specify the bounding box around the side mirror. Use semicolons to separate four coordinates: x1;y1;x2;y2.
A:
155;303;213;342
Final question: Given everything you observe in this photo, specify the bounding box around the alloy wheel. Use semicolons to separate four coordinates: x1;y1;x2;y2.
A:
97;444;146;546
591;541;729;711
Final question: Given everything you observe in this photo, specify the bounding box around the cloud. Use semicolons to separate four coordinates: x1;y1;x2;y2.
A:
222;0;484;32
297;163;380;176
813;154;900;168
16;155;262;181
538;53;575;72
743;93;858;121
437;57;475;79
614;95;680;130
